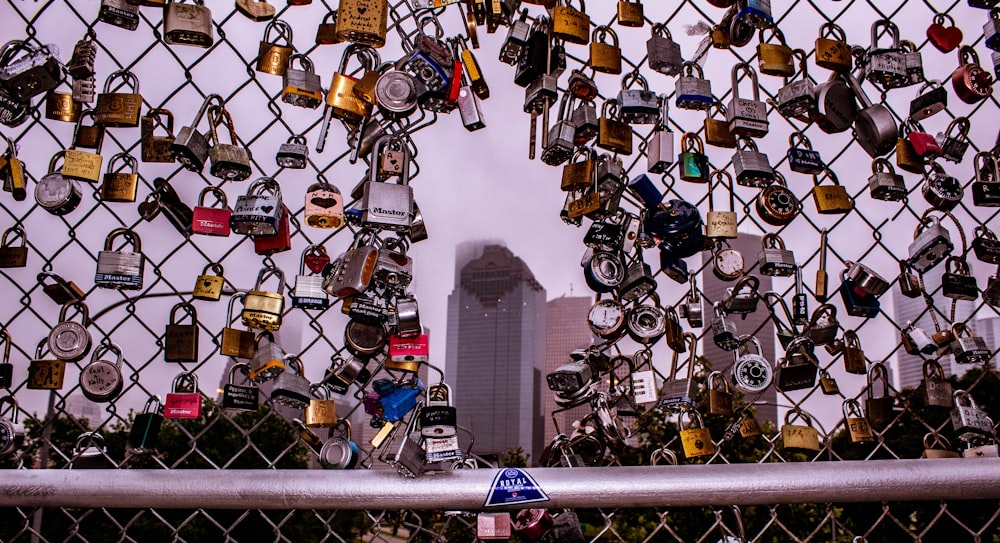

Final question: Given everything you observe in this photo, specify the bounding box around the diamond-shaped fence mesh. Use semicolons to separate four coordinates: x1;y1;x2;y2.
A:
0;0;999;541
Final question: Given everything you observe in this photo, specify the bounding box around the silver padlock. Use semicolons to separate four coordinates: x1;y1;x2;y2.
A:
731;335;773;394
281;53;323;109
207;104;252;182
48;302;92;362
902;321;938;355
617;72;659;125
170;94;223;173
722;275;761;316
726;62;769;138
0;41;62;102
323;231;379;298
79;342;125;403
95;227;144;290
951;390;995;443
803;303;839;346
375;236;413;291
868;157;907;201
866;20;908;89
922;359;953;408
711;302;740;351
542;93;577;166
757;233;796;277
276;135;309;169
271;355;312;410
0;395;25;456
361;135;413;231
907;214;953;273
775;49;817;121
646;96;674;174
952;322;992;365
292;245;330;311
250;331;285;384
647;24;683;76
678;276;704;328
457;85;486;132
571;98;599;145
675;61;713;110
230;177;284;236
732;137;774;187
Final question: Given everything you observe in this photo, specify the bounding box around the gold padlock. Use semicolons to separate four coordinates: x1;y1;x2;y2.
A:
815;22;852;72
62;110;104;183
895;123;925;173
738;412;762;438
756;26;794;77
94;70;142;128
616;0;644;27
242;265;286;332
596;100;632;155
679;409;716;458
305;384;338;428
27;338;66;390
334;0;388;48
561;147;596;192
589;26;622;74
192;263;226;301
45;91;81;123
221;294;257;359
552;0;590;45
781;409;821;452
326;44;378;123
704;102;737;148
921;432;960;459
99;152;139;203
256;19;295;76
707;371;733;416
843;399;875;443
811;168;852;214
842;330;866;374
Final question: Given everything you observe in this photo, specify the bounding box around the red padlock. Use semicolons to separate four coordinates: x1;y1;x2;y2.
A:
191;186;232;237
164;372;202;419
254;205;292;256
907;128;943;157
303;244;331;274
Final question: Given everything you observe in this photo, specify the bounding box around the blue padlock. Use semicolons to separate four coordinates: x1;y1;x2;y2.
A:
839;272;880;318
380;379;424;422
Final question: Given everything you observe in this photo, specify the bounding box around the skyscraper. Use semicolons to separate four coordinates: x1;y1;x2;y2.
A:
543;295;594;444
445;243;547;463
701;233;779;427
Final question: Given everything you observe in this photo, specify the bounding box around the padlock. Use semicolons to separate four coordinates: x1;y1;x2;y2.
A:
722;275;760;315
865;363;894;428
72;76;96;106
838;274;879;320
942;257;979;301
781;409;821;452
68;432;116;469
732;137;774;187
513;17;552;88
895;123;926;174
775;49;817;121
705;171;738;240
726;62;769;138
231;177;284;236
541;93;577;167
169;94;223;172
324;232;379;298
292;246;331;311
922;359;954;408
376;238;414;293
707;371;733;416
950;390;994;443
163;302;199;362
314;11;340;45
901;321;938;356
775;336;818;392
986;8;1000;50
568;97;599;146
731;335;773;394
675;61;713;110
972;225;1000;263
757;233;796;277
45;90;81;123
303;384;338;428
256;19;295;76
646;23;682;76
589;26;622;74
951;45;993;103
757;26;794;76
222;363;259;411
819;369;840;395
736;0;773;28
936;116;971;163
907;214;953;273
275;135;309;169
127;397;163;455
334;0;388;47
139;177;194;237
271;355;312;410
164;0;214;48
242;264;286;332
843;71;898;158
0;225;26;269
801;303;838;347
755;173;800;226
477;512;512;541
625;293;667;345
190;187;231;237
898;39;925;86
95;151;138;203
839;330;866;375
206;105;252;182
67;30;97;80
94;70;142;127
1;135;27;202
164;372;201;419
679;409;716;458
594;99;631;156
921;161;964;212
0;395;25;456
190;263;225;302
786;131;824;175
0;330;10;388
678;132;709;183
922;432;960;459
811;168;852;215
249;331;285;383
95;227;144;290
843;399;875;443
711;239;745;282
551;0;590;45
618;72;659;125
253;204;292;257
953;322;992;365
361;135;414;231
387;333;429;371
79;341;125;403
712;303;740;351
62;110;104;183
37;271;85;307
300;180;344;230
0;41;61;102
908;124;944;158
278;54;322;110
419;383;457;438
986;269;1000;306
616;0;644;26
973;151;1000;207
221;294;256;359
703;102;737;148
866;20;908;89
909;79;948;121
867;157;906;202
318;419;361;470
235;0;275;21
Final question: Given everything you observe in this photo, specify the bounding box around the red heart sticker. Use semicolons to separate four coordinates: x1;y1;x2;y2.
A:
304;253;331;274
927;23;962;53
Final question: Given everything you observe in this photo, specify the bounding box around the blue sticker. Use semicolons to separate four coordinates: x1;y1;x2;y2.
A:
484;468;550;507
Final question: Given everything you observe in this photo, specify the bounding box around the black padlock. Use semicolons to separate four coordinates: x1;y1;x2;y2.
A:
775;336;818;392
942;256;979;301
127;396;163;455
222;363;259;412
839;272;881;318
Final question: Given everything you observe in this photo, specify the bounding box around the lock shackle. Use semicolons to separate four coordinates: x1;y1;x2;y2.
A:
74;431;105;453
89;341;123;369
58;301;90;325
253;264;285;293
106;152;137;174
783;335;816;361
197;186;229;209
869;19;901;50
592;25;619;46
104;227;141;253
229;362;251;385
762;291;798;335
842;398;864;419
958;45;980;66
101;69;140;94
621;70;650;91
0;328;9;363
871;157;895;174
0;394;19;422
784;407;815;427
944;255;970;276
707;370;730;392
262;19;294;46
601;98;621;120
951;321;975;338
678;407;706;430
71;109;103;153
33;336;47;360
681;60;704;78
300;244;328;275
282;353;305;376
172;371;198;393
227;292;247;322
922;358;946;381
866;362;890;397
975;152;999;183
206;105;241;147
708;170;735;212
370;134;411;185
169;301;197;325
189;94;224;128
923;431;953;451
145;108;174;134
650;23;672;40
730;62;761;101
254;330;275;349
1;225;26;248
310;382;331;400
649;444;678;465
680;132;704;154
631;348;652;371
953;389;974;407
248;176;282;199
788;131;813;150
143;395;162;414
761;233;786;250
806;303;837;329
286;53;314;74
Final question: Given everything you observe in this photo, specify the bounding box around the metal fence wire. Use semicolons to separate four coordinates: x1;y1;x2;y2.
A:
0;0;999;541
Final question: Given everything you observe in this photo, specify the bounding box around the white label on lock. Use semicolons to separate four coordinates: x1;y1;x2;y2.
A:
632;370;658;405
424;435;461;462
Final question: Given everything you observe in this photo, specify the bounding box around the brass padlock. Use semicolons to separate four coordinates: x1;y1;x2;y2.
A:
305;384;338;427
334;0;388;47
865;363;894;428
705;170;738;239
617;0;644;27
843;399;875;443
707;371;733;416
704;102;737;149
164;302;199;362
242;264;286;332
257;19;295;76
94;69;142;127
99;152;139;203
815;22;852;72
678;408;716;458
596;99;632;155
589;26;622;74
757;26;794;77
551;0;590;45
45;90;81;123
28;337;66;390
0;225;27;268
140;108;175;163
192;262;225;301
781;409;821;452
62;110;104;183
921;432;960;459
221;293;256;359
811;168;852;214
315;11;340;45
842;330;866;375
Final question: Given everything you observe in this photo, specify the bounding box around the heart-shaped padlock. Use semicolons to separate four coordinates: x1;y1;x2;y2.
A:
927;14;963;53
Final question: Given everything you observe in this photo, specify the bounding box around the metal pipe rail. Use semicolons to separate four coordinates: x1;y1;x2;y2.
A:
2;460;998;510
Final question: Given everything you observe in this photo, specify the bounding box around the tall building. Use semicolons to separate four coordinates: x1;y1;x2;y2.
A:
445;243;547;464
542;295;594;444
890;265;974;390
701;234;779;427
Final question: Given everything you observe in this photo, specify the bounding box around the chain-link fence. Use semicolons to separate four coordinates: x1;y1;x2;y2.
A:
0;0;999;541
